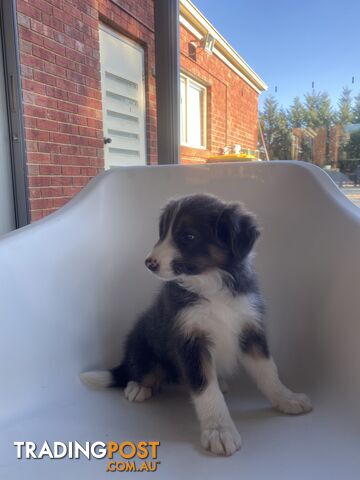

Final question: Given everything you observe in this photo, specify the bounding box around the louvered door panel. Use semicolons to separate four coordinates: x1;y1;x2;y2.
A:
100;26;146;167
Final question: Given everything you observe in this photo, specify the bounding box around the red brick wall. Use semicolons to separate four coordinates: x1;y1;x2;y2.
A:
16;1;259;219
180;24;259;164
17;0;157;221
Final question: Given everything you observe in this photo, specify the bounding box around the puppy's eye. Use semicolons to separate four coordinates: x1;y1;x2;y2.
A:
181;233;196;243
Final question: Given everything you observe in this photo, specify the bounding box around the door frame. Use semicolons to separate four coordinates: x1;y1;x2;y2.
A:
0;0;29;228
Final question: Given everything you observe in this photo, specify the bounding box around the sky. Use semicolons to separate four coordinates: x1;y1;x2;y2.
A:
193;0;360;111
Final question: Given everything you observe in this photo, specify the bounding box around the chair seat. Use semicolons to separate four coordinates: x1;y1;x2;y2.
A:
0;162;359;478
2;383;359;479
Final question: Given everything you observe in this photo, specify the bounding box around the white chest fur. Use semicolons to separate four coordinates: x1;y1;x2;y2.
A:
177;273;259;377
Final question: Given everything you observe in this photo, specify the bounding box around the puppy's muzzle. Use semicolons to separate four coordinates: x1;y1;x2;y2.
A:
145;256;159;273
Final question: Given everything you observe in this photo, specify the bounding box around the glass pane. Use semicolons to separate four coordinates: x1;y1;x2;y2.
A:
187;81;204;147
259;94;360;207
192;0;359;207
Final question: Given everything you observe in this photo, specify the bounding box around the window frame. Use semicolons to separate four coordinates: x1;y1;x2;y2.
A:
0;0;29;227
180;73;207;149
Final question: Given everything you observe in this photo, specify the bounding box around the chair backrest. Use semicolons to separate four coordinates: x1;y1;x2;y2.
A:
0;161;359;418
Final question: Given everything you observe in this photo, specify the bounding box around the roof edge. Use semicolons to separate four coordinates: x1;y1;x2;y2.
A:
180;0;268;93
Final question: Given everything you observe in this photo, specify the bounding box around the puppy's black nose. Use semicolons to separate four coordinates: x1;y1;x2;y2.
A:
145;257;159;272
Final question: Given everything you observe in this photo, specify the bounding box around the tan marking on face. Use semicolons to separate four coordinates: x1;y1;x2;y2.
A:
208;244;227;266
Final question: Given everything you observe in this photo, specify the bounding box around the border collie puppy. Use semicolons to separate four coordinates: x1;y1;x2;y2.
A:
81;194;312;456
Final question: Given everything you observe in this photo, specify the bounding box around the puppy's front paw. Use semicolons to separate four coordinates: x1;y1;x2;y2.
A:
124;381;152;402
201;425;241;456
274;392;313;415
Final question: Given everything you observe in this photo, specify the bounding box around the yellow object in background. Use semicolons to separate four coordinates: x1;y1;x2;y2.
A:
207;153;260;163
207;146;260;162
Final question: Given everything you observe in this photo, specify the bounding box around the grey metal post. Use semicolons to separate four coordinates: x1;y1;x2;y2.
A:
154;0;180;165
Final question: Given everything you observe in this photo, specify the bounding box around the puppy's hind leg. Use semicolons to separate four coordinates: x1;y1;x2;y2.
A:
122;328;159;403
125;364;165;402
124;381;153;402
239;324;313;415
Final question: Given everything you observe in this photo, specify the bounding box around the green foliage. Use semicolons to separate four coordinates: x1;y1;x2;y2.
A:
259;87;360;161
353;93;360;124
302;90;333;128
259;96;291;159
288;96;305;128
345;131;360;159
336;87;354;125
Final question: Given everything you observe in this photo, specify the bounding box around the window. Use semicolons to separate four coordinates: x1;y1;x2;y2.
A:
180;74;206;148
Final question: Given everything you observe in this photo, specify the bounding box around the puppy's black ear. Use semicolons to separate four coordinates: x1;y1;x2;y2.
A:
216;203;260;260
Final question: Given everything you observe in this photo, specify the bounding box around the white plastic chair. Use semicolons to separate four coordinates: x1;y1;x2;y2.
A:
0;161;359;479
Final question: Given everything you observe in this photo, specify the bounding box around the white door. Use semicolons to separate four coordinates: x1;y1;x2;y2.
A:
0;30;15;235
99;25;146;168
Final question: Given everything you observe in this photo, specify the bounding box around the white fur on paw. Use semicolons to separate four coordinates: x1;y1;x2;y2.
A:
124;381;152;402
274;392;313;415
201;425;241;456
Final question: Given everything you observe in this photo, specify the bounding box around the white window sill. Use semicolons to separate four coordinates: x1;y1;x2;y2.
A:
181;144;207;150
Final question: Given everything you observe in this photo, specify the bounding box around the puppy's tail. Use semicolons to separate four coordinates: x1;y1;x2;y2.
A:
80;364;129;389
